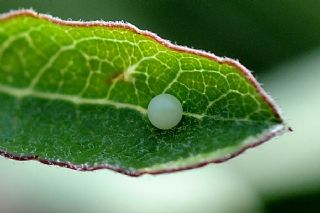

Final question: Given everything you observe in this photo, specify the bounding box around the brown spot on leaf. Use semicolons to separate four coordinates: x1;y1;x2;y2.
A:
105;71;124;84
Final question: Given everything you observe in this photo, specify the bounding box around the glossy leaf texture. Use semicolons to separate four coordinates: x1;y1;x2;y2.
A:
0;10;287;176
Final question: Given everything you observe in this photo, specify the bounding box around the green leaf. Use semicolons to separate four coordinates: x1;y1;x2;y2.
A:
0;10;287;176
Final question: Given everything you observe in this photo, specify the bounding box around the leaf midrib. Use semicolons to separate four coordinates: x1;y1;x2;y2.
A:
0;83;275;124
0;83;147;114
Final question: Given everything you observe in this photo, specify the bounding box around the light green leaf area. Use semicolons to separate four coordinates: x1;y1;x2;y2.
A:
0;11;285;176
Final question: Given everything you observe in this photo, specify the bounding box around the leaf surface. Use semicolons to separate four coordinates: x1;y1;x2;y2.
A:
0;10;287;176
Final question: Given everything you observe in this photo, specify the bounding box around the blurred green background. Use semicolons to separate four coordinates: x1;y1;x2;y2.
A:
0;0;320;212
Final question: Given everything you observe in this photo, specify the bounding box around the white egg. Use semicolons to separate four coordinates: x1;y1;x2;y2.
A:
147;94;183;130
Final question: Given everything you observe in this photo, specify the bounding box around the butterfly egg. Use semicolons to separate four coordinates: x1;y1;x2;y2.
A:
147;94;183;130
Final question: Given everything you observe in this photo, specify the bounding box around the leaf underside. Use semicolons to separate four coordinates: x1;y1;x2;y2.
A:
0;10;286;176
